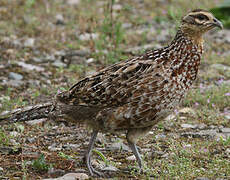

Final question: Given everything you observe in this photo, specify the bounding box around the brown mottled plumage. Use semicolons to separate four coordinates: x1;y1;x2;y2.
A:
0;9;223;177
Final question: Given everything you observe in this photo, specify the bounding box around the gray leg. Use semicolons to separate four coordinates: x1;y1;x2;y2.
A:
85;131;102;176
126;126;152;171
127;140;142;170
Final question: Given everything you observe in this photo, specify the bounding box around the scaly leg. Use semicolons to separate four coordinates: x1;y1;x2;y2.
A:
85;130;102;176
127;140;142;170
126;126;153;171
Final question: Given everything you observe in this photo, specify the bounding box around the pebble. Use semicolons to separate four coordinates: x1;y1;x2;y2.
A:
55;14;65;25
195;177;210;180
210;64;230;77
179;107;196;115
24;38;35;47
52;60;66;67
10;131;20;137
220;128;230;133
155;134;167;140
43;173;89;180
9;72;23;80
109;141;130;152
86;58;94;64
48;144;62;152
181;123;197;129
3;80;24;87
102;165;118;172
79;33;98;41
17;61;44;72
0;167;3;171
181;129;217;139
25;118;48;125
225;115;230;120
67;0;80;5
63;143;80;150
126;155;136;161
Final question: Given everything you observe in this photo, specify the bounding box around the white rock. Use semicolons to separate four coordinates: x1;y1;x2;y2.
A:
10;131;20;137
43;173;89;180
67;0;80;5
24;38;35;47
17;61;44;72
25;118;48;125
126;155;136;161
220;128;230;133
79;33;98;41
86;58;94;64
181;124;197;129
179;107;196;115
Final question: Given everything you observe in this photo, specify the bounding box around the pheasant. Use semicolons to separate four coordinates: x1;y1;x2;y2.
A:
0;9;223;176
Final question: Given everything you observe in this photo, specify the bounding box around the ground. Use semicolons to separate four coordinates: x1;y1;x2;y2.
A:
0;0;230;179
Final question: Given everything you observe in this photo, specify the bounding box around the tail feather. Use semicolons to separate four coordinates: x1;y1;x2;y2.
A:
0;103;53;124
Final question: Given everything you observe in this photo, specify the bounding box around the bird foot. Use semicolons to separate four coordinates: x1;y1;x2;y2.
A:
87;163;103;177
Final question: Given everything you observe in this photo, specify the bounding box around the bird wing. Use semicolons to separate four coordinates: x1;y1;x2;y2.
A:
56;55;169;109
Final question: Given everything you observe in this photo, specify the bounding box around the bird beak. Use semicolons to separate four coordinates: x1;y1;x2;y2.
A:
213;18;223;29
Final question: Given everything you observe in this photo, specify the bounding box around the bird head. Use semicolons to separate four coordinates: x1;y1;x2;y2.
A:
181;9;223;35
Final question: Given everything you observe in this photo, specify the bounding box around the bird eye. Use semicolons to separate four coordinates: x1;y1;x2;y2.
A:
196;14;208;21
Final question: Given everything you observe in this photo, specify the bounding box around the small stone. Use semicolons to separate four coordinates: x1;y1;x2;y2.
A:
151;151;165;158
86;58;94;64
24;38;35;47
109;141;130;152
161;153;169;158
181;129;217;139
122;23;132;29
67;0;80;5
52;60;66;67
17;61;44;72
102;165;118;172
155;134;166;140
3;80;24;87
79;33;98;41
112;4;122;11
63;143;81;150
195;177;210;180
226;148;230;154
165;114;176;121
25;118;47;125
0;167;3;171
211;64;230;77
9;139;19;145
48;144;62;152
220;128;230;133
55;14;65;25
10;131;20;137
181;123;197;129
44;173;89;180
126;155;136;161
225;115;230;120
26;137;36;143
179;107;196;115
9;72;23;80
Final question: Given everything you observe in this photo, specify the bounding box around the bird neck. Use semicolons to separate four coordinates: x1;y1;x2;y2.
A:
178;26;204;50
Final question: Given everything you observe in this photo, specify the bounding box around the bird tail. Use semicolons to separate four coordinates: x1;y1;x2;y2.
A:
0;102;54;124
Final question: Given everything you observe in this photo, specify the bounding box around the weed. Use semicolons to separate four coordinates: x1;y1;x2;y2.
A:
0;128;10;146
58;152;73;160
93;0;125;64
32;154;52;172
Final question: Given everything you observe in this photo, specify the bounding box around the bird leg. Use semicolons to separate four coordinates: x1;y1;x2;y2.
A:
85;130;102;176
127;140;143;170
126;126;153;171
